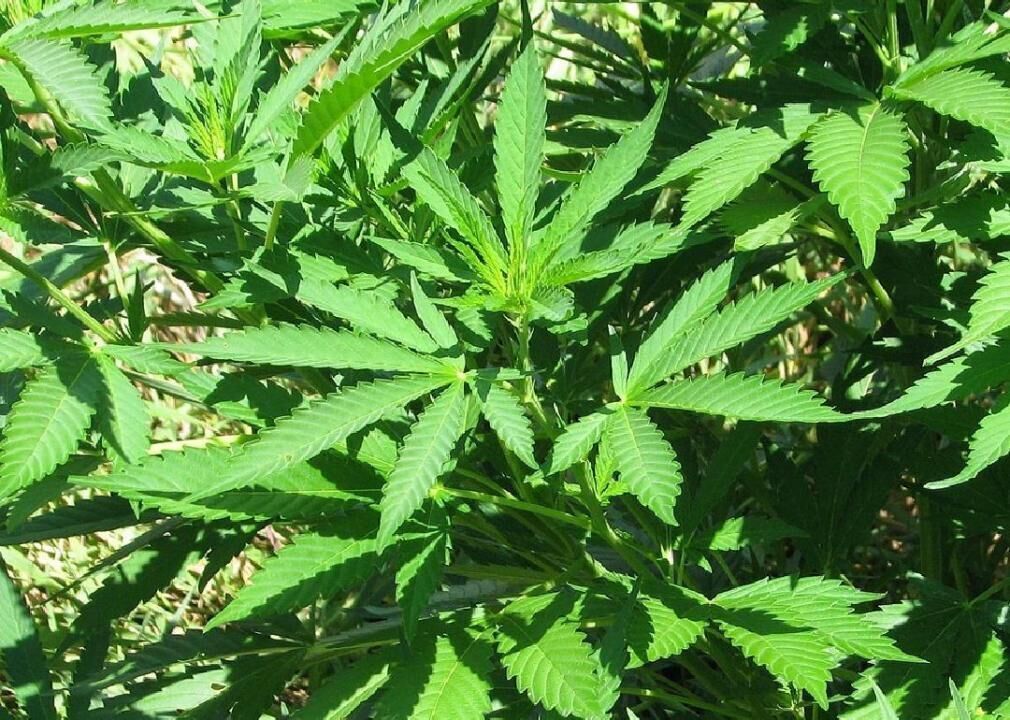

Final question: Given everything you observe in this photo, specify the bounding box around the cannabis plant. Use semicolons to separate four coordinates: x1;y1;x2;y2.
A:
3;0;1010;718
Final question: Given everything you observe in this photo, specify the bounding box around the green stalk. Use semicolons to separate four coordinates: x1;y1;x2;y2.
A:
0;245;118;342
438;486;592;531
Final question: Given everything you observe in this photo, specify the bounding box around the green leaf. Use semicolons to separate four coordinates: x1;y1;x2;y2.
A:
630;275;841;392
292;0;493;158
0;556;56;720
410;273;458;351
689;516;806;552
542;410;611;476
176;323;448;374
533;85;667;273
498;593;606;719
378;382;467;550
0;327;45;371
643;124;751;193
207;521;378;629
76;447;376;522
376;623;494;720
806;104;910;265
244;30;340;148
290;651;392;720
679;104;820;230
2;38;112;130
95;353;150;464
634;372;843;422
1;0;195;41
606;407;682;526
494;43;546;250
396;523;448;640
0;352;101;498
927;394;1010;489
403;146;506;289
191;375;449;499
751;2;830;65
296;283;439;354
478;381;536;469
927;255;1010;364
892;67;1010;139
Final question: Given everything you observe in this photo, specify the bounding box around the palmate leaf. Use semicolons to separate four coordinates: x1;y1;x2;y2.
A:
842;579;1006;720
542;410;611;476
291;0;494;159
859;343;1010;418
629;274;842;393
0;556;56;720
806;103;910;265
0;352;101;498
634;372;843;423
207;520;378;629
678;104;820;230
76;447;377;522
0;327;45;371
715;577;911;709
892;67;1010;140
176;323;449;374
190;374;449;499
606;407;681;526
532;85;667;274
927;395;1010;489
290;651;392;720
927;255;1010;364
478;381;536;468
377;382;467;550
494;42;546;250
630;259;738;390
0;38;112;130
244;33;340;147
376;623;494;720
396;523;448;640
497;593;606;720
403;147;506;288
94;353;150;464
1;0;195;42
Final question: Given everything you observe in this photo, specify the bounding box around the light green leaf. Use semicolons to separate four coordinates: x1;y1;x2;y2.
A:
377;382;467;549
679;104;820;230
244;33;340;147
410;273;458;351
533;85;667;273
892;66;1010;139
292;0;493;158
2;0;194;42
607;407;681;526
403;146;506;288
631;275;842;392
95;353;150;464
207;521;377;629
2;38;112;130
376;623;494;720
0;328;46;371
0;352;101;498
927;395;1010;489
927;254;1010;364
806;104;910;265
478;381;536;469
191;375;449;499
494;43;546;250
543;410;611;476
498;594;606;719
634;372;842;423
175;323;448;374
0;557;56;720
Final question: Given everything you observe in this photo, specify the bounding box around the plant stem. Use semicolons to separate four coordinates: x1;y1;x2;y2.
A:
623;687;751;720
264;202;283;250
0;245;118;342
438;486;592;531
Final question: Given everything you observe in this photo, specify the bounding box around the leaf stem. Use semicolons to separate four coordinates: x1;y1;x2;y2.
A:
0;245;118;342
437;485;592;530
